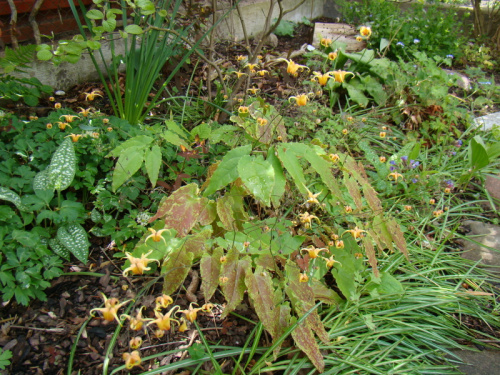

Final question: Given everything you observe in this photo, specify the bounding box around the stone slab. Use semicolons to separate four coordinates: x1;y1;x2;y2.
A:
458;220;500;273
312;23;365;52
474;112;500;131
450;350;500;375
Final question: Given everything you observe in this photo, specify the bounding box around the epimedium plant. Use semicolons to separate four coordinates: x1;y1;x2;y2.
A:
118;101;410;372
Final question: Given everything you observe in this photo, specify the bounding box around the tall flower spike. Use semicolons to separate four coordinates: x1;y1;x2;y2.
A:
145;228;168;244
90;293;131;325
122;250;159;277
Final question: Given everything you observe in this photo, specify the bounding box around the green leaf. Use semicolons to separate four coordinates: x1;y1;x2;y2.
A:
204;144;252;196
57;223;90;263
469;136;490;171
0;349;13;371
246;266;281;339
221;250;251;318
48;138;76;192
144;145;162;188
112;148;145;192
49;238;70;260
33;169;51;191
36;49;53;61
237;155;275;207
162;248;194;295
86;9;104;19
277;144;308;196
107;135;153;157
102;18;117;32
200;247;223;302
161;130;190;149
149;184;216;237
0;187;31;212
380;38;390;52
124;24;144;34
267;147;286;207
345;82;369;107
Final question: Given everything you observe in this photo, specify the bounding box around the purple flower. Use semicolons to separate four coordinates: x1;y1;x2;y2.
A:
446;54;454;59
390;166;396;171
410;160;420;169
396;42;405;47
451;151;457;156
455;139;463;147
412;178;418;183
444;179;454;188
390;160;397;165
401;155;408;162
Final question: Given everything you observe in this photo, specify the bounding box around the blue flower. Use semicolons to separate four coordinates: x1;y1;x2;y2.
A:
412;178;418;183
410;160;420;169
451;151;457;156
478;81;492;85
390;160;397;165
401;155;408;162
455;139;463;147
413;39;420;44
390;166;396;172
446;54;454;59
396;42;405;47
444;179;454;188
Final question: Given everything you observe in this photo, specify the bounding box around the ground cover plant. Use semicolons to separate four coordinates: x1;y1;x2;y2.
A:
0;0;500;373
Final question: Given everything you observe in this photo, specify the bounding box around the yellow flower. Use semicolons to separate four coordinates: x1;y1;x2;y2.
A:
324;255;339;268
344;205;353;214
147;306;180;331
344;226;367;240
84;89;103;101
90;293;131;325
54;102;62;109
312;71;333;86
49;96;55;102
301;245;328;259
306;188;321;205
444;187;451;194
121;306;147;332
145;228;168;244
247;87;260;95
201;303;214;313
388;172;404;182
404;205;412;211
328;52;338;61
320;38;332;47
29;115;38;121
298;212;319;229
329;154;340;163
335;240;344;249
246;63;259;72
122;250;159;276
129;337;143;350
342;128;348;135
360;26;372;37
238;106;249;114
60;114;79;123
433;209;444;218
219;276;229;284
102;118;109;124
68;134;82;143
236;55;246;62
107;127;113;132
289;94;309;106
122;351;141;370
178;317;188;332
57;121;71;130
78;107;92;117
257;69;269;76
356;36;363;42
46;123;53;129
332;70;354;83
379;156;386;163
299;273;309;283
220;255;227;263
155;294;174;310
180;303;203;323
232;71;247;78
256;117;268;127
91;132;99;138
380;131;387;138
278;58;309;77
429;199;436;205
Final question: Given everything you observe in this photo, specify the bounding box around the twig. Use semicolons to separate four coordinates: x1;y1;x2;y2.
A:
29;0;45;45
185;269;199;303
10;325;66;333
7;0;18;49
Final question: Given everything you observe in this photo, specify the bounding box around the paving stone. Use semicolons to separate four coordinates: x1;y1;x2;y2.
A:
474;112;500;131
458;220;500;274
450;350;500;375
485;174;500;209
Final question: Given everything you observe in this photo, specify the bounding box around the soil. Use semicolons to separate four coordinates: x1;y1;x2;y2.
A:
1;18;499;375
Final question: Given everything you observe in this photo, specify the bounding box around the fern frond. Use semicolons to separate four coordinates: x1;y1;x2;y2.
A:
0;45;37;74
